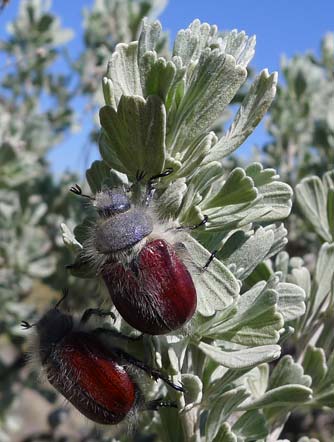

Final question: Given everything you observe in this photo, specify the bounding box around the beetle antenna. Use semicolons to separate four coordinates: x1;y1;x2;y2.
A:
21;320;36;329
69;184;94;201
145;167;173;206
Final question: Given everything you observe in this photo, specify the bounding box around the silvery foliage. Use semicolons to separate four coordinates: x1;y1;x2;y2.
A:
78;0;168;108
0;1;82;434
62;19;311;441
263;33;334;186
0;0;74;333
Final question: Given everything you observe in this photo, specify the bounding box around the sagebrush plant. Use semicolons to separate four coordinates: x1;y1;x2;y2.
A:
0;1;333;441
59;19;332;442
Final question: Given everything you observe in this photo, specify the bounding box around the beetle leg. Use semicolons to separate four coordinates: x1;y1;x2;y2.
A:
203;249;218;270
176;214;209;231
113;349;184;392
145;168;173;206
80;308;116;325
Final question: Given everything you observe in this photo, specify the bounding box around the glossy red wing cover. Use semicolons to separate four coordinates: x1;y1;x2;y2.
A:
103;239;197;334
47;332;136;424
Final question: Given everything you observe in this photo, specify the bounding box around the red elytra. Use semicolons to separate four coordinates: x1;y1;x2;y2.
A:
102;239;197;335
46;331;137;425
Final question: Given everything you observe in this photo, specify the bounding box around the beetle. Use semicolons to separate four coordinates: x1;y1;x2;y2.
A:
21;290;183;426
69;169;208;335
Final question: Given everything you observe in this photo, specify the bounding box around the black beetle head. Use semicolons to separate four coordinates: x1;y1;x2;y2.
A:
37;309;73;363
95;188;131;218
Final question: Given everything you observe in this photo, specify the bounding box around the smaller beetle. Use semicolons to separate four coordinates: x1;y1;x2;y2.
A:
21;291;183;426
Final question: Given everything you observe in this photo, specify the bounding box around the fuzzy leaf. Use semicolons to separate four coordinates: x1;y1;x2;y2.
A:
199;282;283;345
312;242;334;313
182;235;240;316
206;386;249;442
180;374;203;412
268;356;312;390
86;160;110;193
232;410;268;441
169;50;247;152
303;346;327;389
206;70;277;161
107;42;142;103
203;167;257;208
295;176;331;242
198;342;281;369
99;95;166;178
240;384;313;410
275;282;306;321
157;178;187;218
60;223;83;253
212;423;237;442
221;227;274;280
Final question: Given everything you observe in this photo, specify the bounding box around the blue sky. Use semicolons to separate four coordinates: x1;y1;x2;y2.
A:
1;0;334;176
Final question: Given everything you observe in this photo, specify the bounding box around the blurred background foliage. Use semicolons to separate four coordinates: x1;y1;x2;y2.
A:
0;1;333;441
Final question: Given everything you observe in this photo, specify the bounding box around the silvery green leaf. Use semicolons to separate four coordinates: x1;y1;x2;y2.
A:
140;52;177;101
200;282;283;345
107;42;142;103
202;168;257;209
173;19;218;66
289;267;311;299
295;176;331;241
180;374;203;412
274;252;289;278
103;169;129;189
99;95;166;179
156;178;187;218
275;282;306;321
212;423;237;442
206;386;249;442
311;242;334;313
138;18;162;61
252;180;293;222
182;235;240;316
220;227;274;280
244;364;269;399
268;356;312;389
166;336;189;373
60;223;83;252
206;70;277;161
169;50;247;152
179;161;223;222
322;169;334;192
302;346;327;389
102;77;116;108
200;167;292;232
220;29;256;68
264;224;288;259
198;342;281;369
175;131;218;180
313;351;334;407
240;384;312;410
86;160;110;193
232;410;268;441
